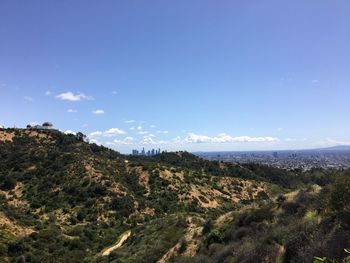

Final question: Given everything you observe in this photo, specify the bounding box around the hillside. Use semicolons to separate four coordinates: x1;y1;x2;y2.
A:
0;128;350;263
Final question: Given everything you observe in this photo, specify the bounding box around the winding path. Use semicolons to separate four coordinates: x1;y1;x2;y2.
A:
101;230;131;256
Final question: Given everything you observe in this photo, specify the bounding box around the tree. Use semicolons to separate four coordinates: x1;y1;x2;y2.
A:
75;132;87;142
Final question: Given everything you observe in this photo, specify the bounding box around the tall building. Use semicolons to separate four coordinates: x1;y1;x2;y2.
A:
131;148;162;156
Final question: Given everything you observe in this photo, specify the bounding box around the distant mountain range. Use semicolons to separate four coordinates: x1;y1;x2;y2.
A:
317;145;350;151
194;145;350;154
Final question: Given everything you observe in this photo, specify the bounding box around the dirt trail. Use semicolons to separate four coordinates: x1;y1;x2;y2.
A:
101;230;131;256
157;217;204;263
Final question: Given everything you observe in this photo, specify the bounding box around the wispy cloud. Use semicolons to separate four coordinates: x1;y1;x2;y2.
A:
157;130;169;134
125;120;136;124
284;138;297;142
89;131;103;137
45;91;52;96
140;136;168;145
107;137;134;145
92;109;105;115
150;124;156;128
67;109;77;113
24;96;33;102
322;138;350;146
185;133;278;144
56;91;93;101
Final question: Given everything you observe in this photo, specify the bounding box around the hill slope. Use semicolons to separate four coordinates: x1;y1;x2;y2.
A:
0;128;349;262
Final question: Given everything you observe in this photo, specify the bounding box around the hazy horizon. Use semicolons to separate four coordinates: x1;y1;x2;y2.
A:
1;1;349;153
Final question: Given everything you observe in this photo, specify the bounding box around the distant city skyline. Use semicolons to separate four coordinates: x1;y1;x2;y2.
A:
132;148;162;157
1;1;350;153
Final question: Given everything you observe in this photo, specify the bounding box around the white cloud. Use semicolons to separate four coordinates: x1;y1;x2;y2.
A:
106;137;135;146
284;138;297;142
137;126;143;130
64;130;76;135
45;91;52;96
125;120;136;124
67;109;77;113
29;122;39;126
185;133;279;144
89;128;126;138
89;138;100;145
138;131;149;135
130;127;135;130
24;96;33;102
172;136;182;143
185;133;211;143
322;138;350;146
113;137;134;145
150;125;156;128
56;91;93;101
89;131;103;137
139;136;168;145
277;127;283;132
92;109;105;115
140;136;157;145
104;128;126;136
157;130;169;134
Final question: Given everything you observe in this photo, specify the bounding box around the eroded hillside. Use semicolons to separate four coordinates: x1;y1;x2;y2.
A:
0;128;349;263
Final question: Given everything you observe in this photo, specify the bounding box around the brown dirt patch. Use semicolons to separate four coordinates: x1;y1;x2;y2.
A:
0;182;29;208
159;170;173;180
189;186;220;209
0;212;34;237
0;131;14;142
135;167;150;195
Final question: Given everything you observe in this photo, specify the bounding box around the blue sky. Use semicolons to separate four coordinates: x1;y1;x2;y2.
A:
1;1;350;153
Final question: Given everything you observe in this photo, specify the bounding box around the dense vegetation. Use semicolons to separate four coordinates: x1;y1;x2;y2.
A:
0;128;349;262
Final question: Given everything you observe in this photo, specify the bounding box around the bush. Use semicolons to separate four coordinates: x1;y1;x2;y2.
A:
202;219;213;235
330;176;350;212
0;174;16;190
178;238;188;254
